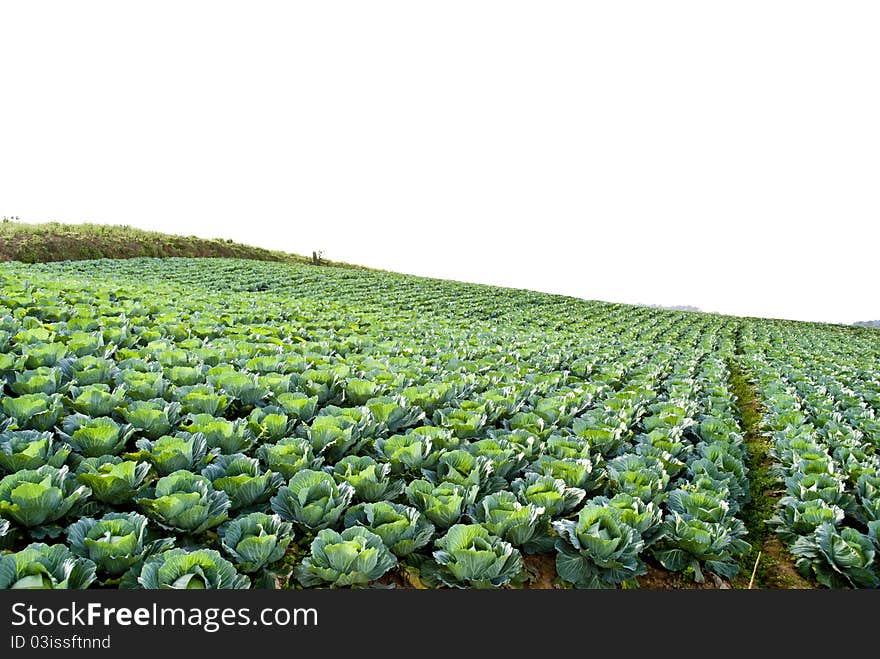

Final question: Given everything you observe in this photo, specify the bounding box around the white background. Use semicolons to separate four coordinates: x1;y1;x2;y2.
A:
1;2;877;324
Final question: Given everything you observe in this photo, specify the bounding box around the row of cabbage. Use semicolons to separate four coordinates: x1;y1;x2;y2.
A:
740;322;879;588
0;257;770;588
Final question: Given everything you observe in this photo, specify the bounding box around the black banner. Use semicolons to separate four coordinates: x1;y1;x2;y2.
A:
0;590;874;654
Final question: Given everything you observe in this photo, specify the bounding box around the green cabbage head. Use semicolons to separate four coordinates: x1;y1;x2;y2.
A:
138;471;230;534
257;437;324;480
432;524;523;588
791;523;878;589
201;453;283;511
0;543;96;590
270;469;354;530
128;432;209;476
0;465;90;529
67;512;173;577
75;457;152;505
344;501;435;557
332;455;404;503
0;430;70;473
295;527;396;587
220;512;294;573
553;503;646;588
405;479;479;529
131;548;250;589
59;415;135;457
469;491;544;547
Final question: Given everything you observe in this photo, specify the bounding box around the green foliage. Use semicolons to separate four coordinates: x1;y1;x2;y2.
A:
553;504;646;588
128;548;250;589
0;465;90;529
405;479;478;529
59;415;135;457
219;512;294;573
0;429;70;473
344;501;434;557
432;524;523;588
791;524;878;588
137;471;230;534
256;437;323;480
201;453;283;511
469;491;544;547
270;469;354;530
75;456;152;505
332;455;404;503
1;393;64;431
0;249;876;590
295;527;396;587
0;543;96;589
127;432;209;476
67;512;173;577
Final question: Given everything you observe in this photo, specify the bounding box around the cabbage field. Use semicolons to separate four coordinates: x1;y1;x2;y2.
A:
0;258;877;589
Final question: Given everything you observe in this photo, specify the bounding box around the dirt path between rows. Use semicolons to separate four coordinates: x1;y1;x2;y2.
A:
728;335;814;589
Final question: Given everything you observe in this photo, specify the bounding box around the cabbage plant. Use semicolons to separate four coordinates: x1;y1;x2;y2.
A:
58;415;135;458
597;493;664;546
432;524;523;588
374;433;438;475
344;501;435;557
138;471;230;534
0;543;96;590
854;473;880;525
553;503;646;588
791;523;878;588
1;393;64;431
433;408;487;439
67;384;126;417
606;455;669;503
67;512;173;577
405;479;479;529
270;469;354;530
295;527;396;587
652;513;749;582
306;415;359;463
118;400;181;439
0;430;70;473
127;432;209;476
219;512;294;573
436;449;497;492
10;367;65;396
768;496;845;545
75;457;152;505
207;371;269;407
365;396;424;433
201;453;283;511
181;414;255;454
247;406;295;442
467;438;528;481
332;455;404;503
128;548;250;589
273;392;319;423
173;385;228;416
527;456;603;493
257;437;323;480
0;465;90;530
469;491;544;547
511;473;585;517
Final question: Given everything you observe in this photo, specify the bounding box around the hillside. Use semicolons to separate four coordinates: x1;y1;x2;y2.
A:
0;220;358;268
0;224;877;591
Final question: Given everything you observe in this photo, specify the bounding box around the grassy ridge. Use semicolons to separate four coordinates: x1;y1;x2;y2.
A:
0;221;359;268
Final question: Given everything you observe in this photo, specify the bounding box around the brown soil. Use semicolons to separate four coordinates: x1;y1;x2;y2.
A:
636;560;726;589
521;553;565;589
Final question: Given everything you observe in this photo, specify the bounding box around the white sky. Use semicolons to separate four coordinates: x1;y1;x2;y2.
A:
1;2;878;324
